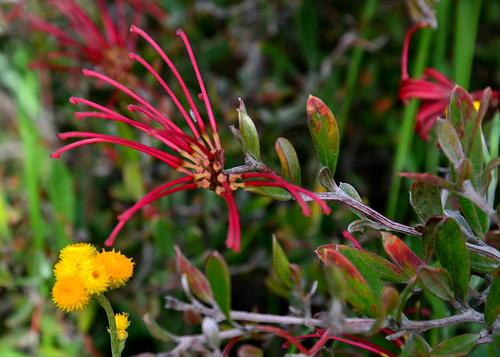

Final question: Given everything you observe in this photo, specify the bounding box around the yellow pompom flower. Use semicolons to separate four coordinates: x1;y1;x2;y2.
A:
115;313;131;340
79;258;111;294
96;249;134;289
52;275;91;312
54;243;97;279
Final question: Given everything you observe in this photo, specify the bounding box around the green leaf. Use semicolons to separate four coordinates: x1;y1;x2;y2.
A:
142;313;178;342
320;248;381;318
275;137;301;185
485;267;500;326
457;195;488;239
175;246;215;305
244;186;292;201
448;86;481;170
434;218;470;302
339;182;366;218
421;216;444;264
401;334;431;357
324;264;346;301
272;236;293;289
206;252;232;323
318;167;337;191
237;98;261;161
410;181;444;221
469;251;499;274
417;266;455;304
435;118;464;167
317;244;410;283
430;333;478;356
382;232;424;276
307;95;340;177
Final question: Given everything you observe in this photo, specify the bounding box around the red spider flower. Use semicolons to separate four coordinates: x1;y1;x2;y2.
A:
50;26;332;252
8;0;166;82
399;22;499;140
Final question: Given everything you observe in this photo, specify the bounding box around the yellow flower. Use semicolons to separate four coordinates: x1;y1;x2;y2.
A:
95;249;134;289
115;312;131;340
79;258;111;294
52;275;91;312
54;243;97;279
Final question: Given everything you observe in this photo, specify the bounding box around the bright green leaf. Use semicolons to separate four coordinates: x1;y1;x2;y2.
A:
272;236;294;289
434;218;470;302
237;98;261;161
430;333;478;356
206;252;232;323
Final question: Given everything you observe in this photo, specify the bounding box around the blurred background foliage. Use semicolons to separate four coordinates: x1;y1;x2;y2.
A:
0;0;499;355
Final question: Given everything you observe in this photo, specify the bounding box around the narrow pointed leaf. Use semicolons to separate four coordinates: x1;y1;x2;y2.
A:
143;313;178;342
316;244;410;283
321;248;380;318
382;232;423;276
244;186;292;201
400;172;456;192
417;266;455;304
237;98;261;161
485;267;500;326
411;181;444;221
275;137;301;185
324;264;346;301
206;252;232;323
307;95;340;176
457;196;488;238
400;334;431;357
435;118;464;167
272;236;294;289
434;218;470;302
175;246;215;305
430;333;478;357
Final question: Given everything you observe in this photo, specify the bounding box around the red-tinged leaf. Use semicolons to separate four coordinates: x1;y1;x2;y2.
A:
382;286;399;315
486;230;500;250
322;249;381;318
400;334;431;357
272;236;294;289
205;252;231;323
430;333;478;357
434;218;470;302
399;172;456;192
237;344;264;357
417;266;455;304
237;98;261;161
275;137;301;185
410;181;444;221
448;86;483;179
435;118;464;167
175;246;214;305
469;251;499;274
421;216;444;264
382;233;423;276
316;244;410;283
307;95;340;177
485;267;500;326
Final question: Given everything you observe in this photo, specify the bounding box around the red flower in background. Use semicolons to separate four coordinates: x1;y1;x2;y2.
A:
399;22;499;140
8;0;166;82
51;26;331;252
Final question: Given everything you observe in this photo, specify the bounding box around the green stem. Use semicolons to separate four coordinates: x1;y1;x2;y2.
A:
453;0;482;90
94;294;121;357
337;0;378;138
